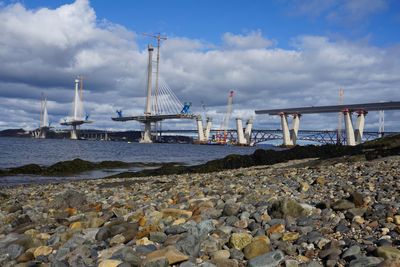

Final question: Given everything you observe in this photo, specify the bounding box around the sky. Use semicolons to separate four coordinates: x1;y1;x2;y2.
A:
0;0;399;132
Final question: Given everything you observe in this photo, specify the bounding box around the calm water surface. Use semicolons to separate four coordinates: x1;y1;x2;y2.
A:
0;137;270;185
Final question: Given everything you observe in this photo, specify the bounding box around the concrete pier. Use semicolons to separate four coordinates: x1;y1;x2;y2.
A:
280;113;292;146
71;125;78;140
236;118;246;145
355;111;366;145
290;114;300;146
344;110;355;146
204;117;212;141
196;115;206;142
140;121;153;143
244;118;253;145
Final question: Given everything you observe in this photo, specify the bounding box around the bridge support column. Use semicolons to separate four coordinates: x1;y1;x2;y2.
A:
355;111;366;145
196;116;206;142
244;118;253;145
280;113;293;146
236;118;246;145
71;125;78;140
39;127;47;139
204;117;212;141
344;110;356;146
290;114;300;145
140;122;153;143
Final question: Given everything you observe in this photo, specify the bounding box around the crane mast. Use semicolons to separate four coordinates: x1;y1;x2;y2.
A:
142;33;167;115
218;90;234;144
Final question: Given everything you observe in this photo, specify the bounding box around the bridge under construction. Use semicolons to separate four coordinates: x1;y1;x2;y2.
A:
112;35;196;143
255;101;400;146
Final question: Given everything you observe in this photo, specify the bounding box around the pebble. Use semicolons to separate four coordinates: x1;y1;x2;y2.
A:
33;246;53;258
0;155;399;266
229;233;253;250
247;250;285;267
376;246;400;260
243;239;271;260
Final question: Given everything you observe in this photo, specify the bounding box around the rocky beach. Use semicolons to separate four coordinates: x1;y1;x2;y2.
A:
1;137;400;266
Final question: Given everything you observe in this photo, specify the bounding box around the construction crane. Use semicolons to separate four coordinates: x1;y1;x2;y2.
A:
217;90;234;144
142;33;167;115
337;88;344;144
78;75;85;101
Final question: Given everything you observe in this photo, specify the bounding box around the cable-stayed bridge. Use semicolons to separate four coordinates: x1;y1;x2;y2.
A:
112;44;195;143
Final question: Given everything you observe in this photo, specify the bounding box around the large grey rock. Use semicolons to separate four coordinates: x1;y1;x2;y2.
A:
349;256;383;267
223;203;240;216
6;243;25;259
165;225;187;235
247;250;285;267
149;232;167;243
332;199;355;211
198;219;215;238
342;245;361;261
96;227;111;241
176;235;200;257
144;257;169;267
51;190;87;209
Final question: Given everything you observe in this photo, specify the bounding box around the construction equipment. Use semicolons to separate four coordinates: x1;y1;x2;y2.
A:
181;102;192;114
337;88;344;144
142;33;167;115
217;90;234;144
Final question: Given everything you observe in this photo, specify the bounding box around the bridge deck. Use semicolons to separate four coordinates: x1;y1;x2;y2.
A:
60;120;92;126
255;101;400;115
112;114;196;122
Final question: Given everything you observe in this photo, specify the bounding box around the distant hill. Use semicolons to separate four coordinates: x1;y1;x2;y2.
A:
0;128;193;143
0;128;30;137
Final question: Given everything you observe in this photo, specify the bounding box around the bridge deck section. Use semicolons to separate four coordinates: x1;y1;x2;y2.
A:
112;114;196;122
255;101;400;115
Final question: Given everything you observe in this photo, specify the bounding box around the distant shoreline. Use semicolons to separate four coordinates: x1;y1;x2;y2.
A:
1;134;399;186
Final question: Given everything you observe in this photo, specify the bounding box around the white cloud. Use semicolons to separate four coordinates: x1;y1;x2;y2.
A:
0;0;399;133
222;31;275;49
